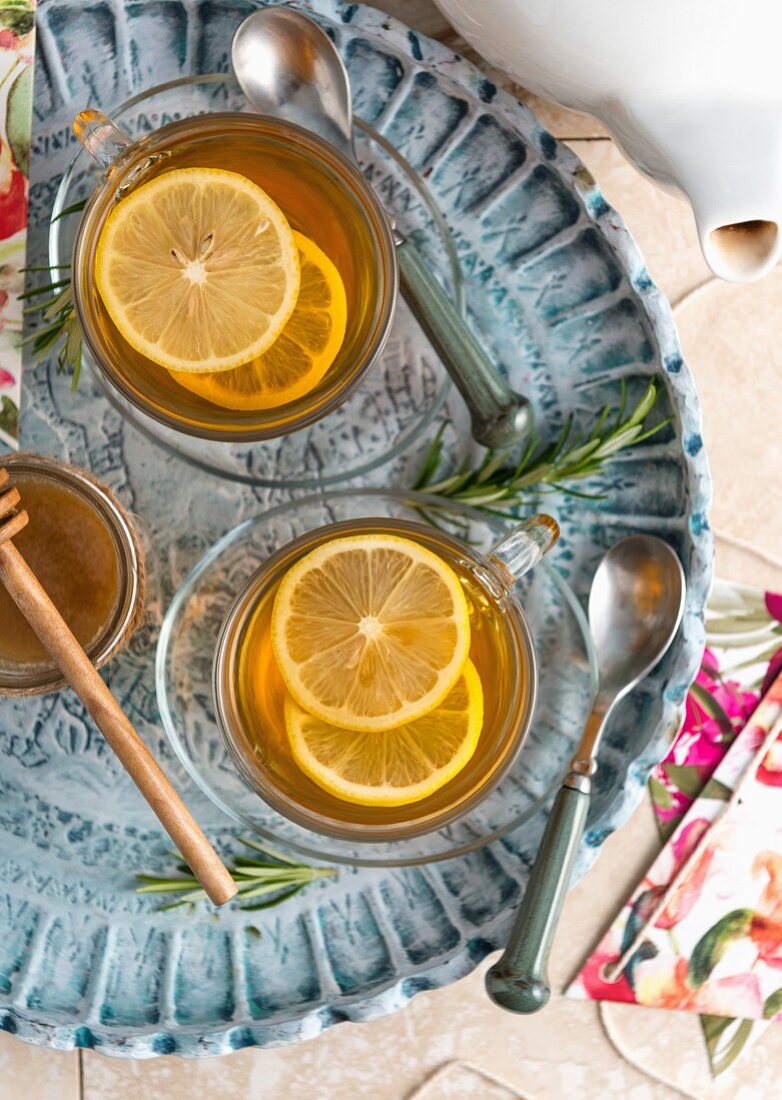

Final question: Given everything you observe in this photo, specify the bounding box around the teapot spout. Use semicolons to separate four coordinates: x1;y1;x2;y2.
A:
605;98;782;283
699;219;781;283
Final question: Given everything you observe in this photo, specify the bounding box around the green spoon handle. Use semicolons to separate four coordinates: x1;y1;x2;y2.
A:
396;238;532;449
485;775;591;1013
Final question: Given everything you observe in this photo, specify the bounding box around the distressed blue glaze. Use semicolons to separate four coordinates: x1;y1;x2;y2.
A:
0;0;713;1058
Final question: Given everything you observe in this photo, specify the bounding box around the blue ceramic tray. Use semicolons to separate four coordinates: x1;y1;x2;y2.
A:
2;0;711;1057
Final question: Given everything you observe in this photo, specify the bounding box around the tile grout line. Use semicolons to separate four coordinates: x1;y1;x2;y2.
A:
563;134;613;144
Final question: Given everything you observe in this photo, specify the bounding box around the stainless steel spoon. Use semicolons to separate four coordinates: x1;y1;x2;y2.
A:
486;534;686;1013
231;7;532;449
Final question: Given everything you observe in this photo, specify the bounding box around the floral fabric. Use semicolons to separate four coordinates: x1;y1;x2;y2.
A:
0;0;34;449
568;582;782;1075
569;673;782;1009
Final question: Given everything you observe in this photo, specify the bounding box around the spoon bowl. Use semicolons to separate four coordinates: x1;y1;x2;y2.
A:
231;9;355;159
589;535;686;698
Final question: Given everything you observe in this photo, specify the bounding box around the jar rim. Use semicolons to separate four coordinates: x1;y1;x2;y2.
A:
0;453;145;696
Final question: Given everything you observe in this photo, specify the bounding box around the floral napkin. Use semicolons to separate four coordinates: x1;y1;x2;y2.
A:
568;582;782;1076
0;0;34;450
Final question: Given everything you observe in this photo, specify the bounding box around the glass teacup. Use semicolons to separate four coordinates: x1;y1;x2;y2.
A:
71;109;397;442
213;513;559;843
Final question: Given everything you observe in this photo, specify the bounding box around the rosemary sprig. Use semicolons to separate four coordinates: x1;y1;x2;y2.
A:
21;276;83;390
136;836;336;912
21;196;86;390
413;378;669;518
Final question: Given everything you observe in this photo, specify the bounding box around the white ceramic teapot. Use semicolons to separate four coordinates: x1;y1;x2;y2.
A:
434;0;782;282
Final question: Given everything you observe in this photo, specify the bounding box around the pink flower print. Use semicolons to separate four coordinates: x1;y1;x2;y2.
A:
753;852;782;922
651;650;758;831
697;973;763;1018
765;592;782;624
684;652;757;756
578;944;638;1004
0;367;13;388
750;916;782;969
693;855;782;976
670;817;711;864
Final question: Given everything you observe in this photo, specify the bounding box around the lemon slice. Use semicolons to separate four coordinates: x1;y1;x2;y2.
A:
271;533;471;733
285;661;484;806
169;231;347;409
95;167;300;373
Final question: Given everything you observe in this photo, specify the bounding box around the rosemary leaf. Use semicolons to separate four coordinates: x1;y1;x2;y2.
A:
20;318;64;346
51;198;89;222
412;421;448;489
240;883;310;912
18;277;71;300
43;284;73;322
237;836;305;865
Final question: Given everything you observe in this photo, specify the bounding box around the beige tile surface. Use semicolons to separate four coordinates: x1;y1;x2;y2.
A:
0;1031;79;1100
603;1002;782;1100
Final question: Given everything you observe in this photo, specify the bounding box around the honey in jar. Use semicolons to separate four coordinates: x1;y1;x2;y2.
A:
0;454;143;695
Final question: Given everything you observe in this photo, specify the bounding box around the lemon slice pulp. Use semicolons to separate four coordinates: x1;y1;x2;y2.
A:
169;231;347;409
95;167;300;373
271;533;471;733
285;661;484;806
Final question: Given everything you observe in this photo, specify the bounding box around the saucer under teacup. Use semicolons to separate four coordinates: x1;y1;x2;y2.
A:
156;489;596;867
50;74;457;490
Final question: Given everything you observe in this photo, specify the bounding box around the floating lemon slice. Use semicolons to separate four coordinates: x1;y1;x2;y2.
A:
169;231;347;409
271;533;471;733
95;167;300;373
285;661;483;806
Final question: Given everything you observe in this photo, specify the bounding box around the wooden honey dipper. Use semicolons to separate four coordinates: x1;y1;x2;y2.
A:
0;466;237;906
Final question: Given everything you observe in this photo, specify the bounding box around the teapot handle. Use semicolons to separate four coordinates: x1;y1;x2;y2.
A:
73;109;133;170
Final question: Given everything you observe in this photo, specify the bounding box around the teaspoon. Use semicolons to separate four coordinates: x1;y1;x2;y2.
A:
486;534;686;1013
231;7;532;450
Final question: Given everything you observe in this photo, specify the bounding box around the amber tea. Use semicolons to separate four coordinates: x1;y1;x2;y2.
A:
0;455;144;696
214;518;545;840
0;473;119;664
72;112;396;441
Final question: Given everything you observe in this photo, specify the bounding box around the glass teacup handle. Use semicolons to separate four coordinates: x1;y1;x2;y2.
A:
73;109;133;169
397;238;533;449
73;109;169;195
487;513;559;584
